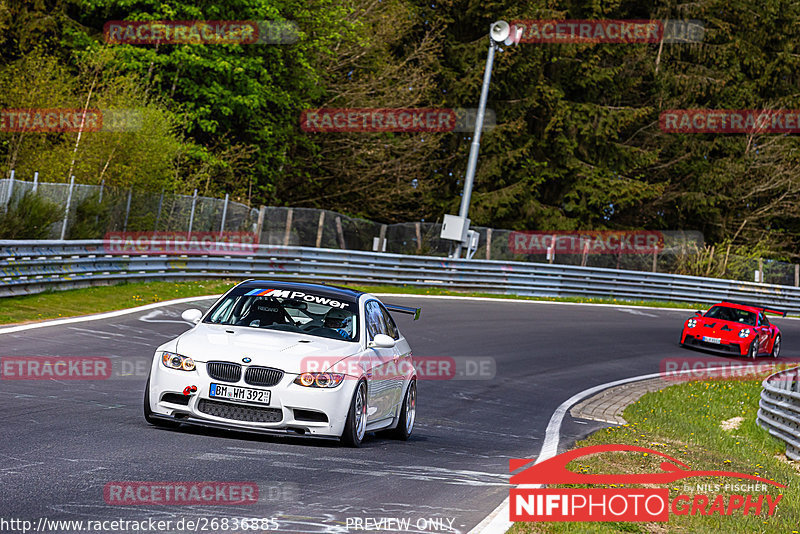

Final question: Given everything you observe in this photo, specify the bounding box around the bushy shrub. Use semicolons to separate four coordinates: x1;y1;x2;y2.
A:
0;192;62;239
69;193;113;239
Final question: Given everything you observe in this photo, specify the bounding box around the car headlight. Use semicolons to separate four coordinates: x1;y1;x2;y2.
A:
161;351;196;371
687;319;697;328
294;372;345;388
738;329;751;338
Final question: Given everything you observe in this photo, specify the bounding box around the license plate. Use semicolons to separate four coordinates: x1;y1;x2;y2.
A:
703;337;722;344
209;383;271;404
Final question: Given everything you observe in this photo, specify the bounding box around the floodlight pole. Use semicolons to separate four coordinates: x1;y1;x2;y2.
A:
454;35;497;258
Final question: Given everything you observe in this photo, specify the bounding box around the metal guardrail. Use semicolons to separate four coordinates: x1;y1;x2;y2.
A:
2;240;800;312
758;367;800;460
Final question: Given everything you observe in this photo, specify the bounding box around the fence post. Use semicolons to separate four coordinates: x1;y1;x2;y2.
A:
219;193;229;236
255;205;266;244
315;211;325;247
758;258;764;283
486;228;492;260
795;264;799;287
98;179;105;203
154;188;165;234
32;171;38;193
415;222;422;253
652;248;658;273
60;175;75;240
335;216;346;249
378;224;387;252
123;187;132;232
5;169;14;210
581;240;589;267
187;189;197;236
283;208;293;246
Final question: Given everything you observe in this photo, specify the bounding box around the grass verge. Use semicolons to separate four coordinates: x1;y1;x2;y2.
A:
0;280;237;325
0;279;706;326
509;378;798;533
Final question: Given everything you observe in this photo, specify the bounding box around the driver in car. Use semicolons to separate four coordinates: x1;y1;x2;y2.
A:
324;309;352;339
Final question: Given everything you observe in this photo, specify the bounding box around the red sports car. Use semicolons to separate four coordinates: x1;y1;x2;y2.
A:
680;301;784;358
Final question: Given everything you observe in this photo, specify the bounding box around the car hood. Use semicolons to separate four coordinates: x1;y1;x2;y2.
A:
695;318;753;334
175;324;358;374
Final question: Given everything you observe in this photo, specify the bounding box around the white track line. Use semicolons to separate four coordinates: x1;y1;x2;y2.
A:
467;365;736;534
0;295;221;336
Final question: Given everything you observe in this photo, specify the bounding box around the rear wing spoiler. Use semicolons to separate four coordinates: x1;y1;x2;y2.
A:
722;300;787;317
385;304;422;320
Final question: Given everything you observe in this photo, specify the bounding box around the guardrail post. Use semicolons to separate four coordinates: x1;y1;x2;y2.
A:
486;228;492;260
59;175;75;240
187;189;197;236
219;193;229;236
283;208;293;246
315;211;325;247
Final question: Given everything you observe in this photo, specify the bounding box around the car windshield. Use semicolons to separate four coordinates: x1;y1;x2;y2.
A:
203;287;359;342
704;305;757;325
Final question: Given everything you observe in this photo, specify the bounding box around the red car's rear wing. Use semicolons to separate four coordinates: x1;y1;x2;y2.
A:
722;300;787;317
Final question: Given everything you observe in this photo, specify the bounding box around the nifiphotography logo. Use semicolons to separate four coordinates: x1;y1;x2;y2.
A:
510;444;785;522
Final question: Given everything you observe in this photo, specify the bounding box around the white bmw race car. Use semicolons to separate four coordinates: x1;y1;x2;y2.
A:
144;280;419;447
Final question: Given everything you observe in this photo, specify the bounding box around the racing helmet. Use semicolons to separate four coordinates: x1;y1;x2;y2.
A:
324;309;352;334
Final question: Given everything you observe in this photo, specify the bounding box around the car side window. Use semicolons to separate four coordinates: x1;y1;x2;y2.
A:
378;303;400;340
365;301;388;340
760;313;769;326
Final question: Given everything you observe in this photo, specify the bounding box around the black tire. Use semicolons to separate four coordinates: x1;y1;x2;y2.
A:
390;380;416;440
748;340;759;359
341;380;368;447
143;376;180;428
771;335;781;359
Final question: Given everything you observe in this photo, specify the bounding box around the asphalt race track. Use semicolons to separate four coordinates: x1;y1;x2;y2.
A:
3;296;799;533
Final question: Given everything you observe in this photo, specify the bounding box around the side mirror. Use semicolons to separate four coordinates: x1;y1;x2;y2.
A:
695;310;702;316
369;334;396;348
181;308;203;324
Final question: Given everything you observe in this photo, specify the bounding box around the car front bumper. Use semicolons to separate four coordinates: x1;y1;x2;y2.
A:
147;358;357;438
681;332;749;356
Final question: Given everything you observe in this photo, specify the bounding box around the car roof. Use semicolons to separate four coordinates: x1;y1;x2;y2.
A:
237;279;364;301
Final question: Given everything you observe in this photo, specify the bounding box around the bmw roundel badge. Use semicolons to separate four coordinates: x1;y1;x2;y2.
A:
242;357;252;363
